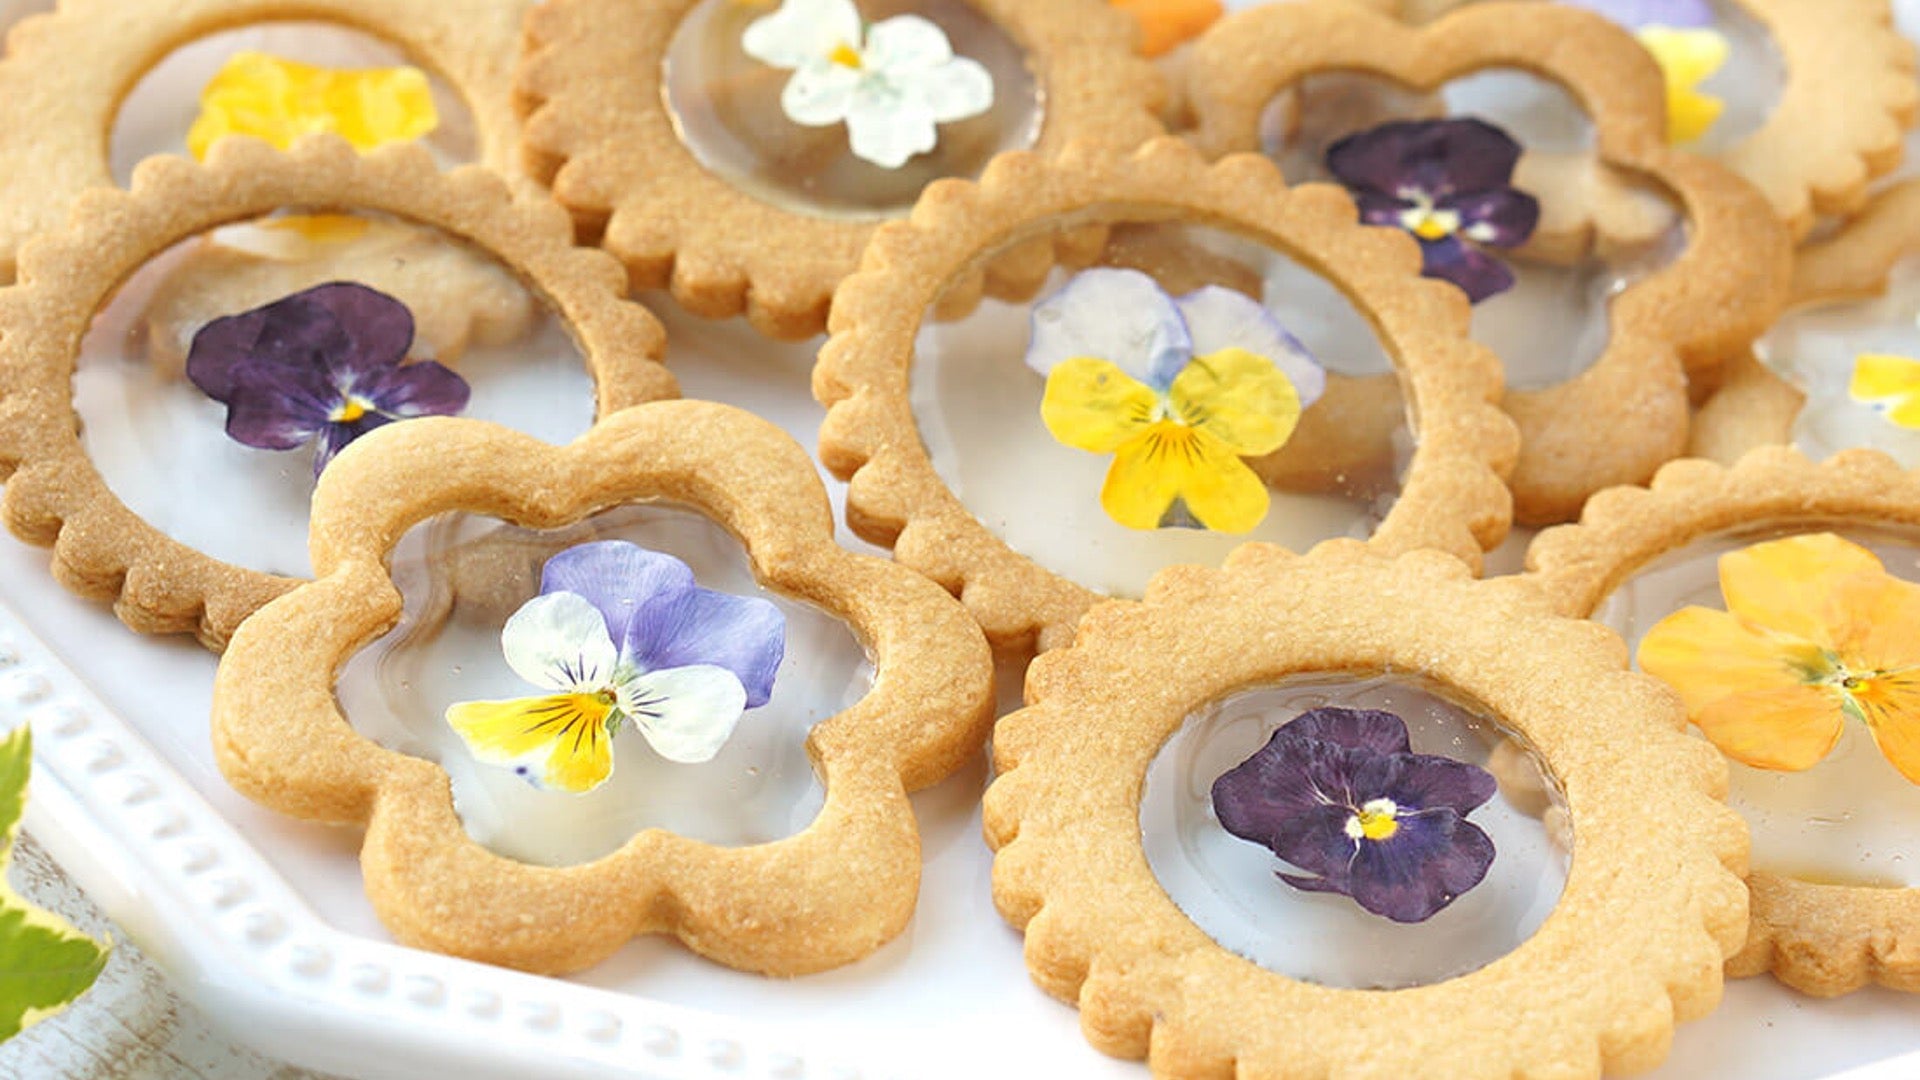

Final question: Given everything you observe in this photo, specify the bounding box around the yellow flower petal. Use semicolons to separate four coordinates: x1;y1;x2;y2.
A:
1169;346;1303;457
1637;605;1817;714
1040;357;1159;453
1100;421;1270;533
1718;533;1887;649
446;692;616;793
1695;684;1846;772
187;51;439;161
1638;27;1727;145
1111;0;1224;58
1849;353;1920;430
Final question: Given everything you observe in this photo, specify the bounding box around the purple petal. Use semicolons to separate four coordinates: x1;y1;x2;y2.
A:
1371;752;1498;817
539;542;698;649
1213;732;1358;847
299;282;416;384
1420;235;1516;304
628;587;786;708
221;361;334;451
187;292;355;403
313;414;394;476
1346;810;1496;922
1351;190;1413;229
1266;801;1362;888
354;360;471;419
1275;707;1411;756
1442;188;1540;250
1560;0;1714;29
1327;118;1524;202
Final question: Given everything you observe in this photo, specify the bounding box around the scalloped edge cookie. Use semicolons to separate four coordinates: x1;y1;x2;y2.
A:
1181;0;1792;526
983;540;1748;1076
516;0;1168;341
0;0;533;277
212;400;996;976
814;136;1519;656
0;135;674;651
1525;445;1920;996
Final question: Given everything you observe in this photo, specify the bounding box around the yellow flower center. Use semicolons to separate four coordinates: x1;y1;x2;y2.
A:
829;41;864;69
1345;798;1400;842
331;397;370;424
1397;194;1460;242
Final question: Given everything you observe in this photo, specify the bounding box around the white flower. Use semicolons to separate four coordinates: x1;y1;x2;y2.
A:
742;0;994;169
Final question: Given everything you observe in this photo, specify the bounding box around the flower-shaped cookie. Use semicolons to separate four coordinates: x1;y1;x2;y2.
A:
1182;0;1790;524
211;401;995;976
517;0;1165;340
816;138;1518;654
1525;446;1920;996
0;0;534;276
0;135;672;650
984;541;1747;1076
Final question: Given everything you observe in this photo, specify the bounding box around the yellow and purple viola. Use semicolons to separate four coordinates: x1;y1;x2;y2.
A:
186;282;469;477
1025;268;1326;534
187;51;439;160
446;542;786;794
1638;532;1920;784
1211;707;1498;923
1326;118;1541;304
1562;0;1727;144
1849;352;1920;432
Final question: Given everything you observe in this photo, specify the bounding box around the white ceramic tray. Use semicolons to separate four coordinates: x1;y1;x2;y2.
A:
10;1;1920;1076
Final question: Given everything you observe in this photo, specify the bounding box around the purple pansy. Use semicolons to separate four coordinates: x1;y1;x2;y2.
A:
1560;0;1714;29
1210;706;1498;923
1326;118;1541;304
186;281;470;477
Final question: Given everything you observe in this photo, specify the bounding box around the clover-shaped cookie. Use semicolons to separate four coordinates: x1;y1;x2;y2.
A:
0;135;673;650
1694;179;1920;468
1526;446;1920;996
1183;0;1791;525
0;0;534;277
815;137;1518;655
516;0;1166;340
211;401;995;975
984;541;1747;1076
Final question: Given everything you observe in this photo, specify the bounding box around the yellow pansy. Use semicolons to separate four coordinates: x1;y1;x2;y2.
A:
187;51;439;160
1849;353;1920;430
1638;533;1920;783
1637;26;1728;145
1025;269;1326;534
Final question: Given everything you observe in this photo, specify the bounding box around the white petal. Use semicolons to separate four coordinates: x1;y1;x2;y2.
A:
741;0;863;71
844;90;940;168
622;664;749;764
1176;286;1327;407
500;592;618;692
862;14;953;72
909;56;993;124
781;63;860;127
1025;268;1193;390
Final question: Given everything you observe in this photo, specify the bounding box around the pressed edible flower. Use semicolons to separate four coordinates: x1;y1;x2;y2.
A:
186;282;469;477
1110;0;1225;58
1326;118;1540;303
742;0;994;169
446;542;787;794
1638;532;1920;784
1211;707;1498;923
186;51;438;160
1562;0;1727;145
1849;353;1920;431
1023;268;1327;534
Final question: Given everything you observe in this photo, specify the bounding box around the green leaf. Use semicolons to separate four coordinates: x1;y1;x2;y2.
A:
0;726;109;1042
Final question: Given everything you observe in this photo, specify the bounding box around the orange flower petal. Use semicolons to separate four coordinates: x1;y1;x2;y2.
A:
1837;569;1920;675
1695;684;1846;772
1718;532;1886;648
1857;677;1920;785
1111;0;1224;58
1637;605;1812;714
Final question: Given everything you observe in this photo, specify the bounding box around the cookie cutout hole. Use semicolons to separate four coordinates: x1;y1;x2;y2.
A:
109;22;480;185
911;218;1413;599
662;0;1041;219
1691;0;1785;154
72;209;590;579
1754;254;1920;468
1596;522;1920;888
1141;673;1571;989
337;504;871;867
1260;68;1685;391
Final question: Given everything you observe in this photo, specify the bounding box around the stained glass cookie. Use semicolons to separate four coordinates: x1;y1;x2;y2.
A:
1181;0;1790;525
211;401;995;975
0;135;672;650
